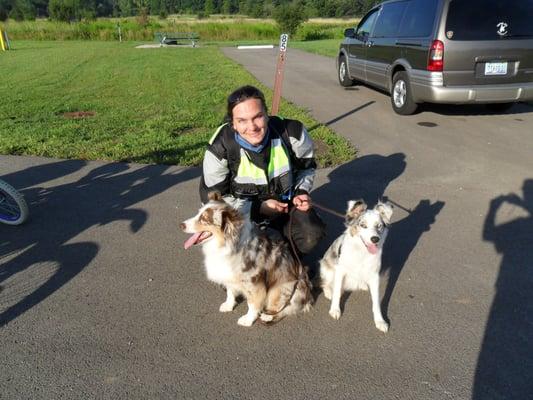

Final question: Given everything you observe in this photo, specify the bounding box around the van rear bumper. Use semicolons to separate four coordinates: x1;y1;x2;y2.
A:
410;71;533;104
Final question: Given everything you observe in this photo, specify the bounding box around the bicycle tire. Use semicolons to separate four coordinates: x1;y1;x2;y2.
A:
0;179;29;225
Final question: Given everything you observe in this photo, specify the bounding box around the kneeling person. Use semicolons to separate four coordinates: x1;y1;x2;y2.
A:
199;85;325;255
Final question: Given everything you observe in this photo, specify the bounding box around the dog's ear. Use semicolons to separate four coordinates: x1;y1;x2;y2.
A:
376;201;393;225
208;191;223;202
346;199;367;221
220;208;242;238
212;208;224;227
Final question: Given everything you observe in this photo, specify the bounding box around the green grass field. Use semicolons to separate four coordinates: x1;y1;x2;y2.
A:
291;39;340;58
0;41;354;167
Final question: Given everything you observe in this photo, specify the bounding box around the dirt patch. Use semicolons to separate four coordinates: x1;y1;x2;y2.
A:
171;126;202;137
313;138;328;158
62;111;96;119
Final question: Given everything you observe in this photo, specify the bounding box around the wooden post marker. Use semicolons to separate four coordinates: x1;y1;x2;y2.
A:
271;33;289;116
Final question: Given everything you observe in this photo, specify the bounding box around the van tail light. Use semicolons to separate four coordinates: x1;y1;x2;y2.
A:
428;40;444;71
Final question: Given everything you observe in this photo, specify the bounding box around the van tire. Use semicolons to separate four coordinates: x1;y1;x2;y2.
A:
391;71;418;115
338;56;355;87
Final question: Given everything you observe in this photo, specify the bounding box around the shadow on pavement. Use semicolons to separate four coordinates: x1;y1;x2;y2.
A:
309;153;445;322
308;101;375;131
473;179;533;399
381;199;445;316
419;101;533;116
0;160;200;327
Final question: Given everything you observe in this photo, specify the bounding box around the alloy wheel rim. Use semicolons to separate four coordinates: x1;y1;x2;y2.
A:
393;80;407;108
339;62;346;81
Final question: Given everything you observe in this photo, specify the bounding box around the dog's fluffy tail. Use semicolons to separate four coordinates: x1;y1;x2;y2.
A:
259;265;313;324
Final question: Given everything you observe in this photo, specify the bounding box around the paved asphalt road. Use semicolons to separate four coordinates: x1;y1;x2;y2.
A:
1;48;532;399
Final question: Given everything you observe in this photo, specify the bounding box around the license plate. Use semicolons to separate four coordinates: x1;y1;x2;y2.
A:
485;62;508;75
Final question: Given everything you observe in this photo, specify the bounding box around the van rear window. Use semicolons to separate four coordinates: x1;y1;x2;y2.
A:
446;0;533;40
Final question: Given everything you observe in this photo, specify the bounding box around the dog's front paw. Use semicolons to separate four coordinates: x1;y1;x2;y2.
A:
237;314;256;327
329;307;341;320
219;301;236;312
259;313;274;323
375;320;389;333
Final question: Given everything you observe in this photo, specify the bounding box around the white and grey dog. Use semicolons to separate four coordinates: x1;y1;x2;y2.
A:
181;192;313;327
319;200;393;332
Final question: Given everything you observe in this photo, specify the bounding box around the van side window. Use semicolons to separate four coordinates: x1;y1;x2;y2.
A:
398;0;438;37
356;9;379;40
372;1;408;38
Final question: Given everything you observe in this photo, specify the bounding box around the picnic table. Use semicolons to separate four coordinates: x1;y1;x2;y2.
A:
155;32;199;47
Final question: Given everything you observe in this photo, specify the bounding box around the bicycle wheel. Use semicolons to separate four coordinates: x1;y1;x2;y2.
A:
0;179;29;225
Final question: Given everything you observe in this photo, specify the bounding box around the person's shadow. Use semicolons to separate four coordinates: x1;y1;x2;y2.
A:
309;153;445;321
0;160;200;327
473;180;533;399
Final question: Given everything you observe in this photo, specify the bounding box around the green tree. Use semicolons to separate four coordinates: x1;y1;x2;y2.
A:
117;0;133;15
48;0;81;21
0;0;11;20
273;1;307;35
221;0;232;14
204;0;213;15
8;0;36;20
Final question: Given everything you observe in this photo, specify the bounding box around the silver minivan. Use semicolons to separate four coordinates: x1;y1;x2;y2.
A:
337;0;533;114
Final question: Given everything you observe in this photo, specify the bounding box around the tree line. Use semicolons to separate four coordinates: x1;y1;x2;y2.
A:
0;0;377;22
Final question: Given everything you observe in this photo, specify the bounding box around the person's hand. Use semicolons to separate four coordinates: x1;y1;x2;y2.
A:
292;194;311;212
260;199;289;216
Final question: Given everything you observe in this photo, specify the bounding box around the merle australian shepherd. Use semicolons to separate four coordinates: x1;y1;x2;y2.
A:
320;199;393;332
181;192;313;327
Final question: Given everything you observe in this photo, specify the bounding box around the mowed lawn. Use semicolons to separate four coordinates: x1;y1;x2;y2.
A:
292;39;340;58
0;41;354;166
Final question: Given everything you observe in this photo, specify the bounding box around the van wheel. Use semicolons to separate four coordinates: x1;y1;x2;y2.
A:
391;71;418;115
338;56;355;87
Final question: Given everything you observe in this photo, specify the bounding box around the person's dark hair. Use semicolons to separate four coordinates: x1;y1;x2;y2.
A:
225;85;268;123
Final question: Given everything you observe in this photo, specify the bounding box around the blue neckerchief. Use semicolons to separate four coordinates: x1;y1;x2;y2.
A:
234;130;270;153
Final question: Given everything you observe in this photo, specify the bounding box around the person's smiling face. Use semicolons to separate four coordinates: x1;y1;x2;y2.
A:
232;98;268;146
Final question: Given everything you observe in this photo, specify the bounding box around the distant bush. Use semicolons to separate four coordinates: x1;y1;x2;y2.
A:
0;8;8;22
273;2;308;35
48;0;80;22
9;0;36;21
296;23;346;41
136;6;149;27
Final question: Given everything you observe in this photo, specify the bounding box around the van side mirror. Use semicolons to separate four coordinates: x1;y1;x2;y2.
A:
344;28;355;38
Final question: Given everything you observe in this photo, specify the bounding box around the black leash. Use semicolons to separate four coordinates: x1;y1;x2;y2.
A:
261;207;304;321
312;198;412;218
311;202;345;219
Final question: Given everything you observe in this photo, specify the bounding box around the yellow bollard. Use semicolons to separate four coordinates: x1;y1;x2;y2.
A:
0;29;6;51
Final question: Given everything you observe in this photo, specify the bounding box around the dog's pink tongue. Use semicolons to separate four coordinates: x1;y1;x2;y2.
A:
367;243;379;254
184;232;202;249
